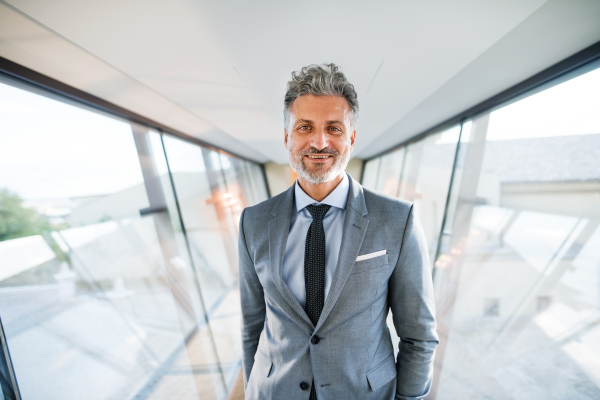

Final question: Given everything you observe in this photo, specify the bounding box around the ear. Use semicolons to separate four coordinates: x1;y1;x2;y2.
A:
350;129;356;151
284;129;289;148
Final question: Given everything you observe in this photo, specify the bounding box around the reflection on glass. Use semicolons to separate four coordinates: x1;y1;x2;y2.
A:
362;127;460;358
0;81;206;399
374;148;405;196
216;152;249;387
144;128;227;399
397;126;460;264
0;78;268;399
432;66;600;399
361;158;380;190
243;162;269;204
162;139;257;390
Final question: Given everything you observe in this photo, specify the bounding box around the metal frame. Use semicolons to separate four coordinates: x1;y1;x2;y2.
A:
0;317;21;400
432;121;463;276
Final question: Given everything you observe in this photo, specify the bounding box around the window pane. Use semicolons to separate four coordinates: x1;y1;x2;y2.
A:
374;148;405;196
243;161;269;205
141;129;227;400
215;153;248;386
162;138;243;391
0;80;216;399
397;125;460;265
361;158;380;189
432;65;600;399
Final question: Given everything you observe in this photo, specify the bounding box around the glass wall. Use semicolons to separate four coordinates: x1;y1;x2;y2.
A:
362;125;460;265
361;157;380;189
0;76;268;399
362;61;600;399
373;147;405;196
160;137;269;391
362;126;460;356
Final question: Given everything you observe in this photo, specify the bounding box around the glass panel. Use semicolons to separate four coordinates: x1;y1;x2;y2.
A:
361;157;381;189
397;125;461;265
376;127;459;358
432;65;600;399
141;129;227;400
220;153;247;228
243;161;269;205
374;148;405;196
0;80;223;399
215;153;248;387
161;138;241;391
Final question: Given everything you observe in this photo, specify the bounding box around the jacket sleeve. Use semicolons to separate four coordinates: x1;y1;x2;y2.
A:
238;208;266;388
389;205;439;400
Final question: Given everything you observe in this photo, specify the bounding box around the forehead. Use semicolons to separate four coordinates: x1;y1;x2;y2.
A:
289;95;352;122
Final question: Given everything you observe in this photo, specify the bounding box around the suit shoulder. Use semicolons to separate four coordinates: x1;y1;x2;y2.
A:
361;186;416;236
242;189;288;221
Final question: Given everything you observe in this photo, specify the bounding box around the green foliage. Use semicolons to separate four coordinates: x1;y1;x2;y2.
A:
0;188;50;242
99;213;112;223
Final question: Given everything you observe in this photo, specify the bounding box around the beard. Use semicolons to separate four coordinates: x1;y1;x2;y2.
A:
288;146;351;184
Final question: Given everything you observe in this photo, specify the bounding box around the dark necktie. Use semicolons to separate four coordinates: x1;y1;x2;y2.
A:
304;204;330;400
304;204;331;326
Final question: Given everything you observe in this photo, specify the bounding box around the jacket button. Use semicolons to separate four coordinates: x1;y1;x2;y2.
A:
311;335;320;344
300;381;309;391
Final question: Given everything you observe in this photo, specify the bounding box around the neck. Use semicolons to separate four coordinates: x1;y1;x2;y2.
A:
297;172;345;202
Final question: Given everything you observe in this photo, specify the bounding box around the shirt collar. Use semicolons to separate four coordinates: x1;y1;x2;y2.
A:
294;173;349;212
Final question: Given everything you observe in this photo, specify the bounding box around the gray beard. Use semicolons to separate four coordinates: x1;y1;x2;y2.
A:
288;147;351;184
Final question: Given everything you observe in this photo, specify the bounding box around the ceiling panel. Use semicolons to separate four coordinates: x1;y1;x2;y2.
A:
2;0;599;163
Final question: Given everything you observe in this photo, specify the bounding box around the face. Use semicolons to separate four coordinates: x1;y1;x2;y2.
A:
285;94;356;184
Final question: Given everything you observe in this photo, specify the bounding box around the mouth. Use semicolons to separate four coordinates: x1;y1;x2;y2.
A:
304;155;333;160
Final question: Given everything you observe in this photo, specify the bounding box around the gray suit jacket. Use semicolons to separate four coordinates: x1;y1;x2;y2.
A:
238;174;438;400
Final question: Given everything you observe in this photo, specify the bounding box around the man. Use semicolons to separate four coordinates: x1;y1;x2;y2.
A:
238;63;438;400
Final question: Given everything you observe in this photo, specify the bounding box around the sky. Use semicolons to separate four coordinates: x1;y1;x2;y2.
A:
435;65;600;144
487;65;600;140
0;82;144;199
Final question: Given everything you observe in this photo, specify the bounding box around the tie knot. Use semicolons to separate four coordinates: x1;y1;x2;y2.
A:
306;204;331;222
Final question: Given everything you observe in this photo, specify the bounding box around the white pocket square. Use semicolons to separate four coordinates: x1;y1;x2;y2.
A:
356;250;387;262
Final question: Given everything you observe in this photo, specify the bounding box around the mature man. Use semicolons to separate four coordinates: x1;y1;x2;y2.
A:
238;63;438;400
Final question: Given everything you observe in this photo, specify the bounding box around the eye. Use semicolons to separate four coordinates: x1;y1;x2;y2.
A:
298;125;310;130
329;126;342;132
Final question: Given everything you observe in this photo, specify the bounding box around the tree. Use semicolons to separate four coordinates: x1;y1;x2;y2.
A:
0;188;50;242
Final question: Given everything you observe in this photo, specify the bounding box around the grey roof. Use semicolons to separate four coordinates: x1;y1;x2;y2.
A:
417;133;600;183
480;133;600;183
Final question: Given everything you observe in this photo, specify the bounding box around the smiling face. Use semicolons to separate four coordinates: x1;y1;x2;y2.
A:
285;94;356;184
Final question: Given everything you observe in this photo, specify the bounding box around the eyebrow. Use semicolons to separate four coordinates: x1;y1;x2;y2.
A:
296;119;344;125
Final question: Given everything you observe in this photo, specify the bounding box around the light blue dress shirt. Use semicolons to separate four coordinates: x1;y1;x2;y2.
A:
282;173;349;309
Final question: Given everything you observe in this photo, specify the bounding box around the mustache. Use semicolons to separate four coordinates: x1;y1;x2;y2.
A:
298;147;339;156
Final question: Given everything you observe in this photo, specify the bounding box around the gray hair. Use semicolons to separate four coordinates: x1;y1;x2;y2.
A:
284;63;358;129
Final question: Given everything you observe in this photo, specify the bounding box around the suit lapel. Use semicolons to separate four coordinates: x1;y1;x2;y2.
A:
316;175;369;331
268;185;314;331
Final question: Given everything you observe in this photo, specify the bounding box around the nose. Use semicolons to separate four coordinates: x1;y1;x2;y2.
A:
309;127;328;150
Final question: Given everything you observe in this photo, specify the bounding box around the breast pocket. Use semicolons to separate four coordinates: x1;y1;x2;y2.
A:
351;254;389;274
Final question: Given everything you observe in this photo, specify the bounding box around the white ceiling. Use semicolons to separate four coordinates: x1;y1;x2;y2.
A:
1;0;600;163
